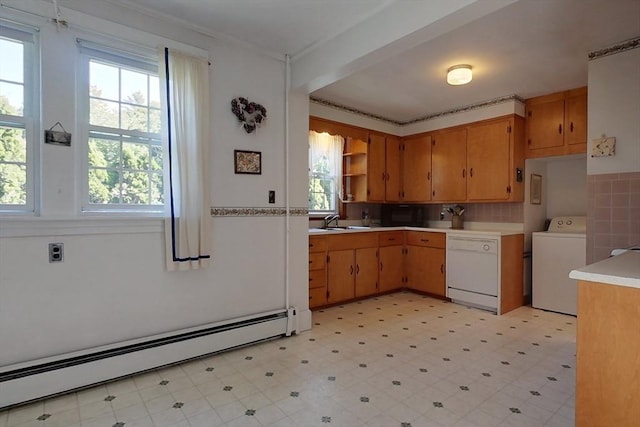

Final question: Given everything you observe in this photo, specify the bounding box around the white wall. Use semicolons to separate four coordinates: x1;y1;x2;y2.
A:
587;47;640;175
546;156;588;217
0;1;310;368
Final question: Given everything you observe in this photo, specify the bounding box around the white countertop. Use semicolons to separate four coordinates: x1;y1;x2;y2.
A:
309;225;523;237
569;251;640;289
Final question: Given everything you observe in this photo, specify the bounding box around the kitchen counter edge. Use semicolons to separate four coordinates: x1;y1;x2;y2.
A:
308;226;523;237
569;251;640;289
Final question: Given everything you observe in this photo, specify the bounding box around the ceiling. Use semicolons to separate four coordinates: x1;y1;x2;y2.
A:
97;0;639;123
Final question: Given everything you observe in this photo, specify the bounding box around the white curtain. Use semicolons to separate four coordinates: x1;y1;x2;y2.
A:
309;131;344;207
160;47;211;271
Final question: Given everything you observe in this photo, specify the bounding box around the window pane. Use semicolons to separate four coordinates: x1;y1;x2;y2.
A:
150;172;163;204
0;38;23;83
88;168;119;204
0;163;26;204
88;138;120;168
121;69;148;105
89;61;119;101
0;126;26;162
150;144;162;171
309;177;334;211
122;141;149;170
122;171;149;204
0;81;24;116
90;98;119;127
149;75;160;105
148;108;161;134
121;104;148;132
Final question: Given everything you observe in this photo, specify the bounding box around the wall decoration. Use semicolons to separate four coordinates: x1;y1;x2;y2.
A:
591;135;616;157
44;122;72;146
530;174;542;205
230;97;267;133
234;150;261;174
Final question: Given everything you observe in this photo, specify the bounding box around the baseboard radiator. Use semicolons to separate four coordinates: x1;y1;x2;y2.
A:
0;307;297;409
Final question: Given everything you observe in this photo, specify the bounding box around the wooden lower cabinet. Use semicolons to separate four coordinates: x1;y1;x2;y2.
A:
379;231;405;292
308;236;328;308
327;249;355;304
355;248;379;297
576;280;640;427
405;231;446;297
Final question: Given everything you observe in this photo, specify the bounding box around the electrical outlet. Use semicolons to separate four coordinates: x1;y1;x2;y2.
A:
49;243;64;263
268;190;275;204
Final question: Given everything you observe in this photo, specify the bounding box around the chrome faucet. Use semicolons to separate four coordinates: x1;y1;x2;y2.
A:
323;214;339;228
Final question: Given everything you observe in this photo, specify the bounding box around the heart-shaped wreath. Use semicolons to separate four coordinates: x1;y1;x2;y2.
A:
231;97;267;134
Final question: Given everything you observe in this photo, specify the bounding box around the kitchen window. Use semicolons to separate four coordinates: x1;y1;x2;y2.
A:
78;40;163;213
0;22;38;213
308;130;344;215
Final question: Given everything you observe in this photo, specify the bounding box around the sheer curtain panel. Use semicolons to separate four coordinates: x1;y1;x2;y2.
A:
308;131;344;212
161;47;211;270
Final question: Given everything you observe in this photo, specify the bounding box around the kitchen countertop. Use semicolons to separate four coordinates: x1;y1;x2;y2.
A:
569;251;640;289
308;225;523;236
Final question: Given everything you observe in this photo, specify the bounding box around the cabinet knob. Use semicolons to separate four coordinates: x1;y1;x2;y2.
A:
558;123;563;134
570;122;574;132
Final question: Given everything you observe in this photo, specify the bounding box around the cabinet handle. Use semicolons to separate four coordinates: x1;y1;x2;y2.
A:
432;190;435;197
350;265;354;275
356;264;360;274
308;260;312;264
427;171;431;180
380;262;383;271
558;123;562;134
386;172;390;180
462;169;466;178
440;264;444;274
470;168;473;177
570;122;574;132
528;139;532;145
388;238;395;241
309;243;314;248
382;172;385;181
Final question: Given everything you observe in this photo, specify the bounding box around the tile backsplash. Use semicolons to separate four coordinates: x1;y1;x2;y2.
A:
587;171;640;263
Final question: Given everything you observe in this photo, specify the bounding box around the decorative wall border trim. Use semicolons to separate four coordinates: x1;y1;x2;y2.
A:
210;207;308;217
588;37;640;61
310;94;525;127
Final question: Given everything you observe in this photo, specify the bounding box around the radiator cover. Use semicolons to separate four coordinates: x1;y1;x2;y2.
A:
0;308;295;409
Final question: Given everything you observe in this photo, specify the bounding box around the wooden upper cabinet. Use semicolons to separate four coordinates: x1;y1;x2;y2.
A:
367;133;386;202
385;135;403;202
565;90;588;148
525;95;565;150
467;118;512;201
402;135;432;202
525;86;587;158
431;128;467;202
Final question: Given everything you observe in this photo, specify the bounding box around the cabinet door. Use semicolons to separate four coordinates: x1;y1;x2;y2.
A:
355;247;379;297
565;91;587;148
379;246;404;292
431;129;467;202
526;98;564;150
406;246;445;296
467;120;511;201
403;135;432;202
327;250;355;304
367;133;386;202
385;136;403;202
423;247;445;297
405;246;429;292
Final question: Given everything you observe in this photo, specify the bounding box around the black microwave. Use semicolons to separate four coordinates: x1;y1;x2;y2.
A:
380;204;425;227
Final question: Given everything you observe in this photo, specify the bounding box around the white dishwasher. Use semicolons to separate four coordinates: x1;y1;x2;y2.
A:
447;234;499;313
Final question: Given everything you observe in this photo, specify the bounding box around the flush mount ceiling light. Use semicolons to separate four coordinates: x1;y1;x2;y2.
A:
447;64;473;85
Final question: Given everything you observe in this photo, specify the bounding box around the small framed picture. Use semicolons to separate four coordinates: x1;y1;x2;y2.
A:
234;150;261;174
530;173;542;205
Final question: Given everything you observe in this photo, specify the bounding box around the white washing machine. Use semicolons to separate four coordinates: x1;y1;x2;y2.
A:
532;216;586;316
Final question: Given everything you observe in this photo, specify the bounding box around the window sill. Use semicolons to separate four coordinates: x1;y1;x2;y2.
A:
0;216;163;237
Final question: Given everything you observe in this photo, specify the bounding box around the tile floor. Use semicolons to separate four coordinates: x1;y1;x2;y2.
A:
0;292;577;427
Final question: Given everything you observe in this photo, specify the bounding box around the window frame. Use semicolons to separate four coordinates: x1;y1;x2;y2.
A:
78;39;164;214
308;131;343;217
0;21;39;214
